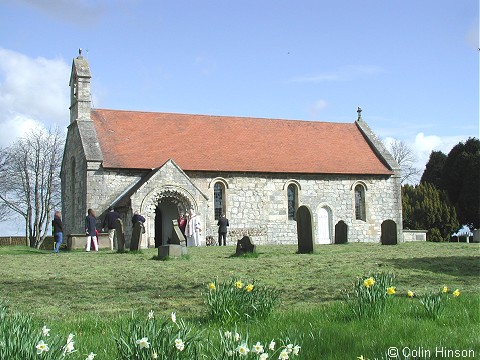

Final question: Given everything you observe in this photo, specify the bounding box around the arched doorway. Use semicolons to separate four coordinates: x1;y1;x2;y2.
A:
317;206;332;244
143;187;193;248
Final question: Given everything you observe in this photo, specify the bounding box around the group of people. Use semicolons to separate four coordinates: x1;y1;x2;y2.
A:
177;208;202;246
177;209;229;246
51;206;230;253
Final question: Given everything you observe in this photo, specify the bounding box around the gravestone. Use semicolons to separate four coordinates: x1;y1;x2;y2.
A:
381;219;397;245
334;220;348;244
115;218;125;252
296;205;314;253
235;236;256;256
130;221;143;251
168;219;186;246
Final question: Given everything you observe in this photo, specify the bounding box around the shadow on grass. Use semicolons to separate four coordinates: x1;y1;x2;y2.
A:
387;256;480;277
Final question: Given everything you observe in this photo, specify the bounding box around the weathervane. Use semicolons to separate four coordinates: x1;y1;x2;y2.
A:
357;107;362;120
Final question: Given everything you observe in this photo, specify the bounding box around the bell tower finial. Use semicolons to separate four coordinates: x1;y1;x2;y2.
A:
69;51;91;123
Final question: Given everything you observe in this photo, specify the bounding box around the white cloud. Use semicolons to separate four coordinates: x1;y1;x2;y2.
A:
411;132;466;172
0;48;69;147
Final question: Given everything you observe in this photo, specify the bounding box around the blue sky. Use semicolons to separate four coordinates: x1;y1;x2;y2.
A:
0;0;478;234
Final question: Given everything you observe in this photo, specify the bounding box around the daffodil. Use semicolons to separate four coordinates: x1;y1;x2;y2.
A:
286;344;293;353
171;312;176;323
64;340;75;353
41;325;50;337
208;282;216;290
292;345;301;355
357;356;367;360
234;332;241;342
442;286;448;293
363;277;375;288
86;352;96;360
252;341;264;354
269;340;276;351
175;338;185;351
152;350;158;359
453;289;460;297
245;284;254;292
236;343;250;356
235;280;244;289
407;290;414;298
224;331;232;339
386;286;396;295
260;353;269;360
36;340;50;354
147;310;154;320
136;337;150;349
278;349;289;359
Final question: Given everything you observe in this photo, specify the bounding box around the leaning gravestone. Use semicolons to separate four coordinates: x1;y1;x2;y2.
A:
158;220;188;259
296;205;314;253
235;236;256;256
130;221;143;251
115;218;125;252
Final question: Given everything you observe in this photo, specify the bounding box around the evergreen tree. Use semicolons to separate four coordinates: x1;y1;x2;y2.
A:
442;138;480;229
420;150;447;189
402;183;459;242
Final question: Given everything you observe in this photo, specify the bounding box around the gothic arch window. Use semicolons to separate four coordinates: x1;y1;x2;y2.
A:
354;184;366;221
287;183;299;220
214;182;226;220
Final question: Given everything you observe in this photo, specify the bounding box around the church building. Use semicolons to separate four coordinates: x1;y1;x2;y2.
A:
61;52;403;248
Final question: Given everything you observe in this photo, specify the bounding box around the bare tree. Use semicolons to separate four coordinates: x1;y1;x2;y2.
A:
386;139;421;184
0;127;64;248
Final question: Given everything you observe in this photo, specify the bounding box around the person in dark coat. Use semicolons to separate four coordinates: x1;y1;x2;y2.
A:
85;208;98;252
102;207;120;251
52;211;63;253
217;214;229;246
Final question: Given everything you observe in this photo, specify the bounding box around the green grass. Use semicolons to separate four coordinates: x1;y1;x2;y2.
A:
0;242;479;359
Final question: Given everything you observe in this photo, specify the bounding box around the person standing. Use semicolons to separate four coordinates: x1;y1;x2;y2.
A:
85;208;98;252
185;208;201;246
102;207;120;251
52;211;63;253
177;211;187;237
217;214;229;246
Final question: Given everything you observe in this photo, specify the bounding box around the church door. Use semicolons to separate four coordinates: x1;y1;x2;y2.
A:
155;201;179;246
317;207;331;244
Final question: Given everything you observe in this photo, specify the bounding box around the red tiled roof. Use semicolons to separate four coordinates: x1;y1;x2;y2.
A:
91;109;392;175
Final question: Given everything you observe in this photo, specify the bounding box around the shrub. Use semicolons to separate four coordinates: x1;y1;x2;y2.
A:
203;278;279;324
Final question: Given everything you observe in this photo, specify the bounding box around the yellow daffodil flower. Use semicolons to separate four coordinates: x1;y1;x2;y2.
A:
363;277;375;288
386;286;396;295
245;284;254;292
452;289;460;297
407;290;414;298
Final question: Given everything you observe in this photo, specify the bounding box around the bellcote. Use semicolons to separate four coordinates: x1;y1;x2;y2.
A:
69;49;92;123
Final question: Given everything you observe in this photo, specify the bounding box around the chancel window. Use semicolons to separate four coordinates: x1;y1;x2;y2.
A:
287;184;298;220
355;184;366;221
214;182;225;220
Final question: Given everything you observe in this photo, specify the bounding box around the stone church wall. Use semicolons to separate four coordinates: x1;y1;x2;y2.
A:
188;171;402;245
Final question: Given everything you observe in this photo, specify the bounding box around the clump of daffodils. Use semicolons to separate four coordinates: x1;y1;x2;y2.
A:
218;329;301;359
203;277;279;324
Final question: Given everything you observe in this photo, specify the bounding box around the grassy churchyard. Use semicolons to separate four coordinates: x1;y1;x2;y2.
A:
0;242;479;359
